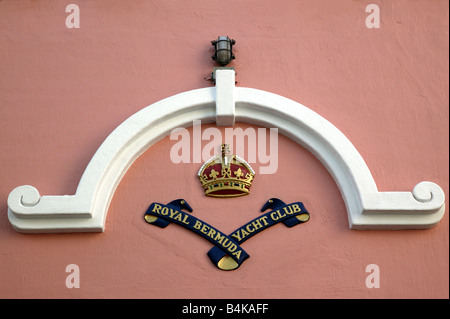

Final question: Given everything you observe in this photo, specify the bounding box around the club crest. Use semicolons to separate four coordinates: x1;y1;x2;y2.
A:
145;144;310;270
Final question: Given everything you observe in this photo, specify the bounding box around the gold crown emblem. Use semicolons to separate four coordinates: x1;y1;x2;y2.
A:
198;144;255;198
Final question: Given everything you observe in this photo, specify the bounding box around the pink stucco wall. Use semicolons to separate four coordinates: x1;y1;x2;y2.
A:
0;0;448;298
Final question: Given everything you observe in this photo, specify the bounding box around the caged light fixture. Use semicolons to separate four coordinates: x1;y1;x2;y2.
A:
211;36;236;66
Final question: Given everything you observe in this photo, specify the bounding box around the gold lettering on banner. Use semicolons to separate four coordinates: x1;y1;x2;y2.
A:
146;200;310;271
231;216;269;242
292;204;301;213
169;209;178;218
193;220;202;230
246;224;254;233
173;212;183;222
181;214;190;225
214;232;226;245
270;210;280;221
189;218;243;261
151;206;191;225
207;228;216;238
152;204;162;214
231;232;242;242
200;224;209;235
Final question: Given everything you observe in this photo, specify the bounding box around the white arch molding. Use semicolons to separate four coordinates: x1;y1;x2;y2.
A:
7;69;445;232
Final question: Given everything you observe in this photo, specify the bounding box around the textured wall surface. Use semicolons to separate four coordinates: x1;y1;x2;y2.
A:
0;0;448;298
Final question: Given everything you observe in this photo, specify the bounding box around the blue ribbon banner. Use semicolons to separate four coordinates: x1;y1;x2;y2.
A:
144;198;310;271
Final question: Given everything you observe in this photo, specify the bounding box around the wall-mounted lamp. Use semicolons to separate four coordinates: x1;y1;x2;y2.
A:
211;36;236;66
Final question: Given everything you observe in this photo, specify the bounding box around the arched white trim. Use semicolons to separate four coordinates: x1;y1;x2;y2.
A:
7;70;445;232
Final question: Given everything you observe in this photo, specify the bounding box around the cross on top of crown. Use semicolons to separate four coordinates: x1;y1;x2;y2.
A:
221;144;230;157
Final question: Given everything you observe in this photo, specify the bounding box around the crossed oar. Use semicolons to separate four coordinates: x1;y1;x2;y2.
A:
144;198;310;271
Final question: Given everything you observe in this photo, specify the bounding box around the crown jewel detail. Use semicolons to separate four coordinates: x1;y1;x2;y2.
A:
198;144;255;198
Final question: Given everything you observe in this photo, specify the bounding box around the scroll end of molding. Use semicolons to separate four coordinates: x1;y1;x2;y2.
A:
8;185;41;216
7;185;92;220
412;181;445;204
355;181;445;229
